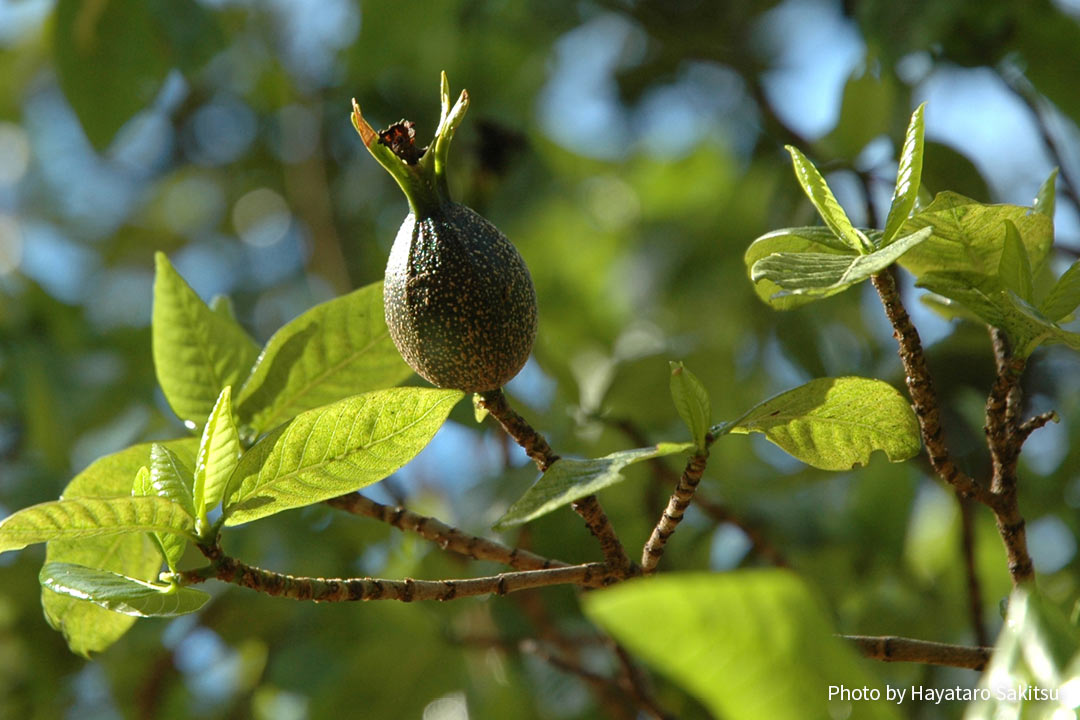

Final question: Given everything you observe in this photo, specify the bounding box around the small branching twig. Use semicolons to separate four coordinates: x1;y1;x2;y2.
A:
641;448;710;573
1017;410;1058;445
326;492;567;571
180;546;615;601
479;388;634;575
843;635;992;671
958;497;989;647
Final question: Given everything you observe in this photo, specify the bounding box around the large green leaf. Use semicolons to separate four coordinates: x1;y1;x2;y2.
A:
40;563;210;618
194;386;240;530
223;387;462;525
724;377;921;471
917;272;1080;358
0;496;196;553
139;444;196;569
897;192;1054;278
881;103;926;245
744;227;855;310
493;443;693;530
966;588;1080;720
54;0;223;150
153;253;261;429
750;227;932;301
786;146;872;253
43;439;197;656
235;281;413;433
669;362;710;452
584;572;901;720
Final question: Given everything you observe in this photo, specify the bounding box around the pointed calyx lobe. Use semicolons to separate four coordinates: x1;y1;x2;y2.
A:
352;73;538;393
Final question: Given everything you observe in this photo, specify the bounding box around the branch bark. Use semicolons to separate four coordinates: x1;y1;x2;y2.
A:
641;450;709;573
843;635;992;671
478;388;634;575
325;492;567;571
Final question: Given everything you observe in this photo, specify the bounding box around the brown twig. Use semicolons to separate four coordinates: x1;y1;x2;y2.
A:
610;417;788;568
608;639;676;720
957;497;989;647
1017;410;1058;445
641;449;709;573
869;269;996;506
843;635;992;671
325;492;567;571
179;547;615;602
478;389;634;575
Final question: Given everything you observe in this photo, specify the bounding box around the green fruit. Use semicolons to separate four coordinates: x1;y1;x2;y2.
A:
351;73;537;392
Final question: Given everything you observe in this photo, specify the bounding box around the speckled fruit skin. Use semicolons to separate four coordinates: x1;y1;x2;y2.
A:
384;202;538;393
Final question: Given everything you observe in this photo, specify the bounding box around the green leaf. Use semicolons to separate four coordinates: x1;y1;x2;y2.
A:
235;281;413;433
223;387;462;526
726;377;921;471
881;103;926;245
1039;260;1080;322
41;563;210;618
494;443;694;530
0;497;196;554
583;572;901;720
785;145;871;253
669;362;710;452
153;253;261;430
141;444;195;569
42;439;197;656
194;386;240;531
966;588;1080;720
999;220;1033;303
132;465;181;572
1034;167;1058;219
744;227;855;310
897;192;1054;278
750;227;932;302
917;272;1080;358
54;0;223;150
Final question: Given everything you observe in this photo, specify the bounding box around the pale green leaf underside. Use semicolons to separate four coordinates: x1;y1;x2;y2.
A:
750;227;932;302
153;253;260;428
669;362;710;452
726;377;921;471
897;192;1054;278
44;438;197;656
0;496;196;553
41;563;210;618
881;103;926;245
223;387;462;526
786;145;870;253
194;386;240;521
1040;260;1080;322
744;226;856;310
998;220;1033;303
584;572;901;720
494;443;694;530
918;272;1080;358
236;281;413;433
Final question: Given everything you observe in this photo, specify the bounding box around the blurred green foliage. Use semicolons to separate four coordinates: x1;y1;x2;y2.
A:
2;0;1080;718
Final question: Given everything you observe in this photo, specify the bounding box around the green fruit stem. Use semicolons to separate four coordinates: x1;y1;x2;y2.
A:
351;71;470;218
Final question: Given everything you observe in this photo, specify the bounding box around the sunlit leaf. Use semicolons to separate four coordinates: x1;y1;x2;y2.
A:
786;145;871;253
881;103;926;245
1039;260;1080;322
750;227;932;302
897;192;1054;278
669;362;710;452
999;220;1033;303
584;572;901;720
43;440;197;656
494;443;693;530
1033;168;1058;219
194;386;240;528
744;227;856;310
235;281;413;433
223;387;462;525
153;253;260;429
1;496;196;554
41;563;210;618
725;377;920;471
